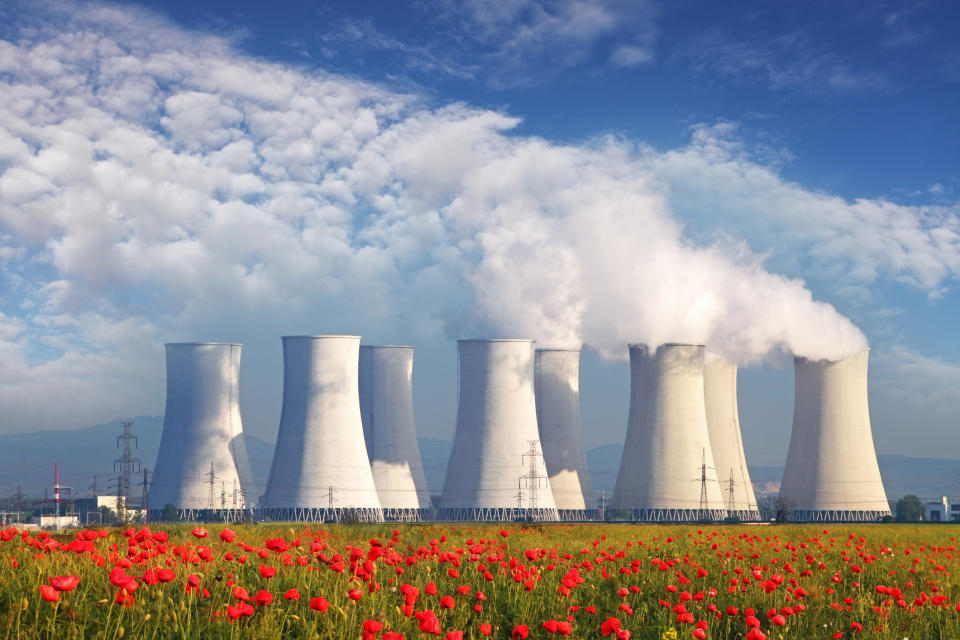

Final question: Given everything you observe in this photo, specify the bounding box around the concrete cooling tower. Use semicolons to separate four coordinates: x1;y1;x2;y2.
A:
612;344;727;521
779;350;891;522
261;336;383;523
439;339;559;521
703;356;761;521
358;345;432;521
534;348;594;520
149;343;254;521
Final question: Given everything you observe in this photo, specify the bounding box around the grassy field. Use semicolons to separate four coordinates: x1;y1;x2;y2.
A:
1;522;958;639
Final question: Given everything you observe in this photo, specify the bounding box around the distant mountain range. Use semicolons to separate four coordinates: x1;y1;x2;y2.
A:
1;418;957;505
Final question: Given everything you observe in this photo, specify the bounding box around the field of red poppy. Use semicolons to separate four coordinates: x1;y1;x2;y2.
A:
1;523;958;640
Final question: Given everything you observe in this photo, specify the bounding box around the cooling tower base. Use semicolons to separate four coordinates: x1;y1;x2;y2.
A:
725;509;763;522
258;507;384;523
148;508;252;523
557;509;599;521
619;507;729;522
788;509;891;523
382;508;433;522
436;507;559;522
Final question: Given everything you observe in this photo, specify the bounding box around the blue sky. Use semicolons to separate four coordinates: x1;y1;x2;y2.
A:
0;0;958;470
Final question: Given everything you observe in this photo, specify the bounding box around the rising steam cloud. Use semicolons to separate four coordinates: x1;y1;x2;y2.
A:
0;0;872;431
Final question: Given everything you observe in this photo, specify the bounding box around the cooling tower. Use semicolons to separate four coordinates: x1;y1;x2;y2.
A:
535;348;595;520
439;339;559;521
703;356;761;521
261;336;383;523
358;345;432;521
149;343;254;521
612;344;726;521
778;350;891;522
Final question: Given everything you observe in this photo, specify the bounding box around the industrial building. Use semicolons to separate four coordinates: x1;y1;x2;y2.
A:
439;339;559;521
703;356;761;521
612;343;727;521
778;350;891;522
534;348;594;520
148;343;253;521
261;336;383;522
359;345;432;521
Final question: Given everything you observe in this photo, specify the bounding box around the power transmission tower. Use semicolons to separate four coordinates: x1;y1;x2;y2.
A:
206;461;217;511
12;486;24;525
327;485;338;510
89;475;97;498
693;448;715;521
232;480;239;509
113;421;142;516
728;468;736;515
519;440;547;510
598;489;606;521
220;482;227;509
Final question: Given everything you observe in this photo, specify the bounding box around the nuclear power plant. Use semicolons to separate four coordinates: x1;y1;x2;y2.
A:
358;345;432;521
534;348;594;520
136;330;895;524
261;336;383;523
438;339;559;521
703;356;761;521
612;344;727;521
778;350;891;522
149;343;253;521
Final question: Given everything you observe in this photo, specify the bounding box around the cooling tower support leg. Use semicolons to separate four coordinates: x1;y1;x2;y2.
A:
788;510;890;523
258;507;384;523
437;507;559;522
623;507;728;522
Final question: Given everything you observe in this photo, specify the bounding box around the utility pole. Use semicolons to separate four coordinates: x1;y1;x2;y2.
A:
206;461;217;511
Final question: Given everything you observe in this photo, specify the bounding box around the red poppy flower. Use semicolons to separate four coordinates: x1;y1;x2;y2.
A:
511;625;529;639
191;527;207;539
49;575;80;592
39;585;60;602
478;623;492;636
219;528;236;543
284;588;300;600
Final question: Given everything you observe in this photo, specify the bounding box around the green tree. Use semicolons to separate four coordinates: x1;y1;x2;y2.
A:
895;494;924;522
162;503;178;522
